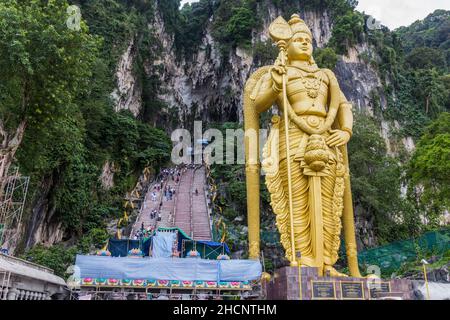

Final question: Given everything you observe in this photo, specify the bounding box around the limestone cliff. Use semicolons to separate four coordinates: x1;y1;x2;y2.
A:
111;38;142;117
105;1;414;251
20;0;433;254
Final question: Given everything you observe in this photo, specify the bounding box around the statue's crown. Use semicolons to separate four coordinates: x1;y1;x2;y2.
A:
288;14;312;38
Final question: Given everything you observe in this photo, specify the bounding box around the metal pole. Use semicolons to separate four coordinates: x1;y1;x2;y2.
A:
423;263;430;300
298;265;303;300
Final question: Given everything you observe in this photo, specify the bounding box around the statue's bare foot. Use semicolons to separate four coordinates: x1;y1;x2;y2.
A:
324;265;348;277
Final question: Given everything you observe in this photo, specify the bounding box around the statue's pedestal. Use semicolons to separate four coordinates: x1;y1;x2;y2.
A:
266;267;415;300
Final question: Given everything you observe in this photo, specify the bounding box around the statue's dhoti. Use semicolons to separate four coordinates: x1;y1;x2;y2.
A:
262;116;346;268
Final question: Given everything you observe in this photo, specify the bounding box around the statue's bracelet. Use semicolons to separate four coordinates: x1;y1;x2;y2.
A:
341;127;353;137
272;83;282;94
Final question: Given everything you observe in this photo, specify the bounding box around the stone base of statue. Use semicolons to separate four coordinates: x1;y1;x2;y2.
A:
266;267;415;300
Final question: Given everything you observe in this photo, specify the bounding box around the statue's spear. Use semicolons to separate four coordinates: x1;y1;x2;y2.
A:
269;17;298;267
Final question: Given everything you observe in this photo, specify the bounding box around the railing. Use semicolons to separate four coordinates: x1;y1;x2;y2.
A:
71;288;252;300
204;164;217;241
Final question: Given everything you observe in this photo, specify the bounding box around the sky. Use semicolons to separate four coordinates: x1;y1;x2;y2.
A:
356;0;450;29
179;0;450;30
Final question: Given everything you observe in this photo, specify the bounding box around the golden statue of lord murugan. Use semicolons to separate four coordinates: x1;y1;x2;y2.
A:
244;14;362;277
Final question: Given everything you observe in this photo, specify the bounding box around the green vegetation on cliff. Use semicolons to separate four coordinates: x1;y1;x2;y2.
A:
0;0;171;253
396;9;450;63
407;112;450;227
212;0;260;51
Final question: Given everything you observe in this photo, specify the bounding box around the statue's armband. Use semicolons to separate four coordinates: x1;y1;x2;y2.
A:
251;71;278;113
338;96;353;136
322;68;338;86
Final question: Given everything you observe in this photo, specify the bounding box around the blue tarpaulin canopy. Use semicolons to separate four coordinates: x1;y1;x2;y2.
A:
75;255;262;282
107;227;229;259
107;238;152;257
196;240;230;254
152;231;177;258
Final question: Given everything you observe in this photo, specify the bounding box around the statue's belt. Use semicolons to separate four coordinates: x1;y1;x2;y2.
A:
288;114;326;129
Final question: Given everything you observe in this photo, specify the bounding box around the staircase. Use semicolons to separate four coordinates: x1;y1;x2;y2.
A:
131;182;160;236
133;166;212;241
191;167;212;241
172;166;212;241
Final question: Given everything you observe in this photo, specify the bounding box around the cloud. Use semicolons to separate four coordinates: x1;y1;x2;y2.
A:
180;0;196;6
356;0;450;29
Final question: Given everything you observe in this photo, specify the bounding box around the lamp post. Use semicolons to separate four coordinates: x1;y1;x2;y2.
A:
421;259;431;300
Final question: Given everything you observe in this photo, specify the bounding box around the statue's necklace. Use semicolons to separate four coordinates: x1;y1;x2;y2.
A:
302;73;322;99
291;66;323;99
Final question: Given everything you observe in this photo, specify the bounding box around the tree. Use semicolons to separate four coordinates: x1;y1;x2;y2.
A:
212;0;259;50
407;112;450;226
406;47;447;71
412;68;447;116
329;11;364;54
348;113;416;242
22;244;78;277
0;0;99;183
225;5;257;46
314;47;338;70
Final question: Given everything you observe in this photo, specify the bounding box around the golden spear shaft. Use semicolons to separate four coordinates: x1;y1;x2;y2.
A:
278;40;298;267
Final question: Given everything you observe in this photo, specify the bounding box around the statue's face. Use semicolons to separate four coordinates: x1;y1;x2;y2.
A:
288;32;313;61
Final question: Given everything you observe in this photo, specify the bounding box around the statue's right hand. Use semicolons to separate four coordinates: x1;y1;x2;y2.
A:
270;65;285;90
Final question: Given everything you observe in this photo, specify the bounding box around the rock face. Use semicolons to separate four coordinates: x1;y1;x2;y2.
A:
111;39;142;117
404;262;450;283
24;176;64;250
335;43;387;113
152;10;248;125
354;204;377;249
144;5;385;128
111;5;337;125
99;161;116;190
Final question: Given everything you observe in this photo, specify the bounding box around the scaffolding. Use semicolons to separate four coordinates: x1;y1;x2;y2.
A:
0;270;11;300
0;165;30;253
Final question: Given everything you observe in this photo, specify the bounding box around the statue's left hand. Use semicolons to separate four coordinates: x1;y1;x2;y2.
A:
326;129;350;147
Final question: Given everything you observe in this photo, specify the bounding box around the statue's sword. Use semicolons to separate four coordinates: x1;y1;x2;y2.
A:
309;174;324;276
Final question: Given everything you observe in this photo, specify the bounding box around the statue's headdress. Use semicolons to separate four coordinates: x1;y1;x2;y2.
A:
288;14;312;38
269;14;313;42
269;13;317;66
